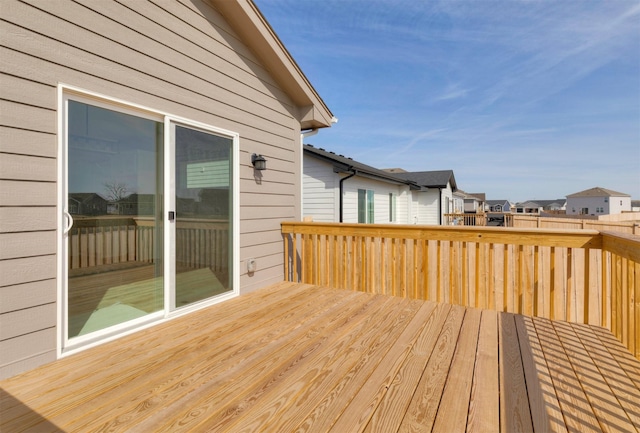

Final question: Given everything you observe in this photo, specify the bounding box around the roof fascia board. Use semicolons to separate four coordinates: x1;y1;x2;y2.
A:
210;0;333;128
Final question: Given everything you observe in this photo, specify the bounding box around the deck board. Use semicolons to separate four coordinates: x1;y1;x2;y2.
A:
515;315;568;433
534;317;603;433
2;282;640;433
499;312;534;432
466;309;500;433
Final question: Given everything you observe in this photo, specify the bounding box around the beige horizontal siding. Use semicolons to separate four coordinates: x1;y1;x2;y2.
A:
76;0;294;114
0;180;57;206
0;207;57;233
0;256;56;287
0;127;56;158
0;99;56;134
0;304;57;340
0;232;56;260
0;153;56;182
240;206;296;220
0;279;56;314
4;2;294;141
157;0;286;92
0;328;56;372
241;192;296;207
0;73;56;108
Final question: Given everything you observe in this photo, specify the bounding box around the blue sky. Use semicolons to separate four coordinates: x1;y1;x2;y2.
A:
254;0;640;202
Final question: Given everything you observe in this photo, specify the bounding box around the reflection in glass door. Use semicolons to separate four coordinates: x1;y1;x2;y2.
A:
172;124;233;309
66;100;164;339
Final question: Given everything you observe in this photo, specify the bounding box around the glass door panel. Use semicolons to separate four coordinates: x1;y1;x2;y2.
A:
173;124;233;308
66;100;164;339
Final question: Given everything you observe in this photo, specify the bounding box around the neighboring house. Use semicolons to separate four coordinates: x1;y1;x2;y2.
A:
467;193;487;212
112;193;157;216
452;191;465;213
387;169;458;225
455;190;485;213
566;187;631;216
0;0;333;379
513;199;566;214
486;199;512;213
632;200;640;212
303;145;417;224
68;193;108;216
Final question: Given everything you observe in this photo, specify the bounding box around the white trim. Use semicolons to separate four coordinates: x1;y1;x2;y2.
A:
56;85;64;359
57;84;241;357
165;118;175;312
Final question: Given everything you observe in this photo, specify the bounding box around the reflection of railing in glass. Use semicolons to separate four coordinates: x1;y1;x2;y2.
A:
68;217;229;276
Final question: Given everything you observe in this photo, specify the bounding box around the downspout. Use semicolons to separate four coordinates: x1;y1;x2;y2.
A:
339;169;357;222
438;187;443;225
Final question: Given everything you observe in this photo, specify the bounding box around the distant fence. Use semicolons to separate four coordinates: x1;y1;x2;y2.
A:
444;213;513;227
443;213;639;235
512;215;640;235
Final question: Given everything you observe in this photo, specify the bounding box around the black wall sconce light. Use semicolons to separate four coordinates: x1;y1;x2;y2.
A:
251;153;267;171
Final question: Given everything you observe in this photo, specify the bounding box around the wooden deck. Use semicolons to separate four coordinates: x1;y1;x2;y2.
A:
1;282;639;432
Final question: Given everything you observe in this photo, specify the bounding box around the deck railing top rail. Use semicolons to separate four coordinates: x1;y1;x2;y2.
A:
282;221;603;249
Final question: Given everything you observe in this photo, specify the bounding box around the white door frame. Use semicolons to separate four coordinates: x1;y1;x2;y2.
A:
57;84;240;358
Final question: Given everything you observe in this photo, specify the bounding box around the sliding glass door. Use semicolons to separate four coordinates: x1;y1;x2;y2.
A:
63;93;235;347
171;123;233;310
66;100;164;339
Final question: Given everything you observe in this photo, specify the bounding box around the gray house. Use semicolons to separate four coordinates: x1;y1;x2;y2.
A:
0;0;333;378
513;199;566;214
486;199;513;213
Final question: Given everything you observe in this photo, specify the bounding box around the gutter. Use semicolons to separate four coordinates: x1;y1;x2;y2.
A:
339;169;357;222
301;128;319;140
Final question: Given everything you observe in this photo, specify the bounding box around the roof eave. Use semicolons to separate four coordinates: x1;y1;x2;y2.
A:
210;0;334;129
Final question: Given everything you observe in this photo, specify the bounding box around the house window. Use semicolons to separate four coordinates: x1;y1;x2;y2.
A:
581;207;589;215
389;193;396;222
358;189;374;223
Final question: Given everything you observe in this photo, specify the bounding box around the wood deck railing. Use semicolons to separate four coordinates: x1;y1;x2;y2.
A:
443;212;514;227
282;221;640;359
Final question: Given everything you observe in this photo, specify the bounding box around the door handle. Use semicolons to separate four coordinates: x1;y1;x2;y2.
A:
63;210;74;235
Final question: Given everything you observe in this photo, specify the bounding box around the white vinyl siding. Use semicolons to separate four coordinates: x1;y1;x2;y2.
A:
341;177;410;224
414;190;439;225
302;156;338;222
